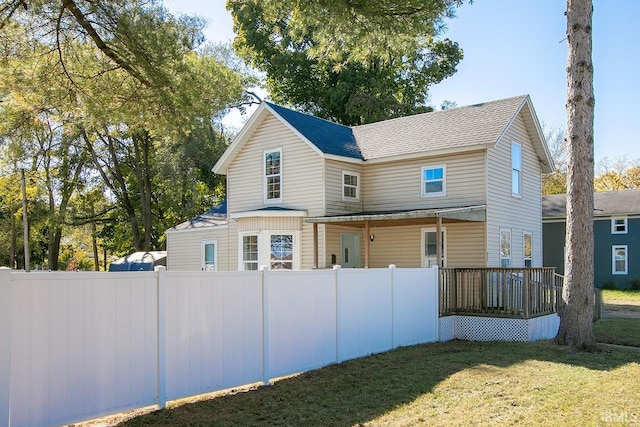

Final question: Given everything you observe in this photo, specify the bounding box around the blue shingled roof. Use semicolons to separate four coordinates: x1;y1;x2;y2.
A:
265;102;363;160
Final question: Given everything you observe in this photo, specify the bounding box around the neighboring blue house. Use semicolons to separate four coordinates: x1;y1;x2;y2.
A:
543;190;640;289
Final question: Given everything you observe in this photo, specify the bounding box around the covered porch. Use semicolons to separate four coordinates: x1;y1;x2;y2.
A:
305;205;487;269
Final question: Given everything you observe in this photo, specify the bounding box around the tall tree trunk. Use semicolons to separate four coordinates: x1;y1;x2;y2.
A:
554;0;596;351
10;212;16;269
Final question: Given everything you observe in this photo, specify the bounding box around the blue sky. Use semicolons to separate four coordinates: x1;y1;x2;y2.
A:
165;0;639;162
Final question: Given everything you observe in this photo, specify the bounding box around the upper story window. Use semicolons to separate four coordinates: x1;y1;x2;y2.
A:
264;148;282;202
611;217;628;234
500;229;512;267
511;142;522;197
421;165;446;197
342;171;360;201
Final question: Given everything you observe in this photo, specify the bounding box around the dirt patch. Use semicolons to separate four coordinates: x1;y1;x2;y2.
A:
603;301;640;318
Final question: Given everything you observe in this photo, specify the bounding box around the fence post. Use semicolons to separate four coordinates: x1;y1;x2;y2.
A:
0;268;11;427
156;267;167;409
389;265;396;349
333;265;342;363
260;266;271;385
523;270;530;319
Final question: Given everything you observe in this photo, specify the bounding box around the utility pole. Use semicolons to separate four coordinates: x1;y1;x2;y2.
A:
21;169;30;272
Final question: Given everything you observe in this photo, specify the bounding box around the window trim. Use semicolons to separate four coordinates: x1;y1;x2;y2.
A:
523;231;533;268
263;148;282;203
612;245;628;275
511;141;522;198
500;228;512;267
342;171;360;201
421;227;447;268
201;239;218;272
611;217;628;234
239;233;259;271
238;230;301;270
421;165;446;198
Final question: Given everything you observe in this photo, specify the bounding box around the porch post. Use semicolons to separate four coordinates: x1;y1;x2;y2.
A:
313;222;319;269
364;220;370;268
436;216;443;267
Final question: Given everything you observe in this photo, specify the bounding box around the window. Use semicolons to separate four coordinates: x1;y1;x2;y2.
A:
511;142;522;197
242;235;258;271
612;245;628;275
270;234;294;270
201;239;217;271
523;232;532;268
264;149;282;202
611;217;628;234
421;165;445;197
342;171;360;201
500;229;511;267
422;228;446;267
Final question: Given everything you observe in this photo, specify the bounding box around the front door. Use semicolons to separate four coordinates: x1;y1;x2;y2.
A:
340;233;361;268
422;228;446;267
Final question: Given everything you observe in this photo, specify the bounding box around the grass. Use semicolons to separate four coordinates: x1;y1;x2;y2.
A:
117;340;640;427
594;318;640;347
602;289;640;303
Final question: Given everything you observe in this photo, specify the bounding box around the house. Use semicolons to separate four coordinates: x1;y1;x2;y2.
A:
166;95;553;272
543;190;640;289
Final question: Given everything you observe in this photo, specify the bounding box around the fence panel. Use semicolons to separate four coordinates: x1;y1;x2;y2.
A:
337;269;393;362
392;268;439;347
9;272;158;427
267;270;337;378
164;272;263;401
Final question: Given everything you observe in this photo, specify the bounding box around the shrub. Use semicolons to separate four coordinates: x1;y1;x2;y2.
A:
629;278;640;291
601;281;617;290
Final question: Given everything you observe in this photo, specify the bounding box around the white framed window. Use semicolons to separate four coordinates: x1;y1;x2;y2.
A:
421;165;446;197
264;148;282;203
342;171;360;201
500;229;512;267
270;234;294;270
421;227;447;268
201;239;217;271
511;142;522;197
241;234;258;271
612;245;628;275
611;217;628;234
523;232;533;268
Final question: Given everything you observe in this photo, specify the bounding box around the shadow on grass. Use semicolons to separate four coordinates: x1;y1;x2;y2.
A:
118;340;639;427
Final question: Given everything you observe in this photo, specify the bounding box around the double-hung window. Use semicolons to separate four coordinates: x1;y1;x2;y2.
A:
511;142;522;197
264;149;282;202
500;229;512;267
342;171;360;201
611;217;627;234
242;235;258;271
421;165;445;197
612;245;628;275
270;234;294;270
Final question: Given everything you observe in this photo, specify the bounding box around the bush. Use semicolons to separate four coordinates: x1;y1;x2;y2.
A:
601;281;617;290
630;278;640;291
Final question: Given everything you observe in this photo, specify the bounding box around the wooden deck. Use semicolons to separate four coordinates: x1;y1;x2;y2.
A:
439;268;562;319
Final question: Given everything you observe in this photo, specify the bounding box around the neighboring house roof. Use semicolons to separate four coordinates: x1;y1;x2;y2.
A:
167;199;228;232
213;95;554;174
542;190;640;219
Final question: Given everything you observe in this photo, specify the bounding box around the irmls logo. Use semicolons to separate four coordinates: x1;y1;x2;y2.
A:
601;410;639;424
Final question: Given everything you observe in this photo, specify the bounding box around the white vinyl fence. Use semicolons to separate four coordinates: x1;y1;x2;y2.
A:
0;266;438;427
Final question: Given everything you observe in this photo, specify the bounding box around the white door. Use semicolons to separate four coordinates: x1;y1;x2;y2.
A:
340;233;361;268
201;239;217;271
422;228;446;267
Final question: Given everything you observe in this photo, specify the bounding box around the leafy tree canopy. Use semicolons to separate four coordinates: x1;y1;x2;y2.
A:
228;0;466;125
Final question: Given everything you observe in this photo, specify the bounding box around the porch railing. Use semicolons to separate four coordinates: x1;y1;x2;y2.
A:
439;268;561;319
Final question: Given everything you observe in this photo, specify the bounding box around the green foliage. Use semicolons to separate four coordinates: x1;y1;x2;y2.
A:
58;244;94;271
629;278;640;291
228;0;464;125
601;281;617;290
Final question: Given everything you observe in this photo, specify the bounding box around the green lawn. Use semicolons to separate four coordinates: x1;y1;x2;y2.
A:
602;289;640;303
118;341;640;427
594;317;640;347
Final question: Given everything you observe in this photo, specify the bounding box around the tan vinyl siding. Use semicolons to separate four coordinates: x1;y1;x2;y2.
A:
446;222;486;267
166;227;231;271
237;217;302;232
227;114;324;216
324;225;363;267
486;112;543;267
362;151;486;212
369;225;422;268
324;159;364;215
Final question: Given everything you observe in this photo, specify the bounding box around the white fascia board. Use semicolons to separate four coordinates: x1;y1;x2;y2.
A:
230;209;308;219
364;144;491;164
263;103;325;159
323;153;363;164
165;224;229;234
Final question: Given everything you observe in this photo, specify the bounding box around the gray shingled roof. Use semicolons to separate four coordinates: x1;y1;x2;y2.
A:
351;95;528;160
543;190;640;218
169;200;227;231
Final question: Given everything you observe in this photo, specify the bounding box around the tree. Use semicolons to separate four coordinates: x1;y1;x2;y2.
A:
554;0;597;351
593;157;640;191
228;0;465;125
542;125;568;195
